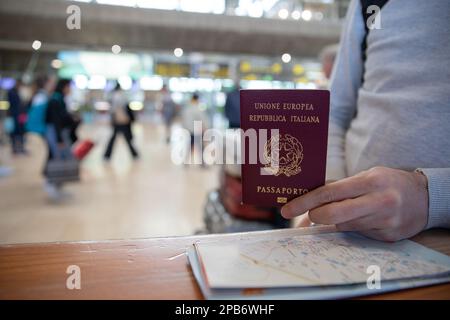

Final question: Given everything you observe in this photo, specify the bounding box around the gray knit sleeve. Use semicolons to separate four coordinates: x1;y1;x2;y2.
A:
326;0;365;181
420;168;450;229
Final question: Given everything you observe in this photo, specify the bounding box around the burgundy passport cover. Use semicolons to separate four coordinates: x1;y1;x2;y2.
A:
240;89;329;207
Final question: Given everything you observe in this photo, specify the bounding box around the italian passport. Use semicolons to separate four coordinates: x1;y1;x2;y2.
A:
240;89;329;207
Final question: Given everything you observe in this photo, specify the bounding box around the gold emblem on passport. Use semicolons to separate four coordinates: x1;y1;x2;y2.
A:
263;134;303;177
277;197;288;204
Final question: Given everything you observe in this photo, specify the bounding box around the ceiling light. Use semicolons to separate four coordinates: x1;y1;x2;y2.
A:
174;47;184;58
301;10;312;21
51;59;63;69
278;9;289;19
291;10;301;20
32;40;42;51
281;53;291;63
111;44;121;54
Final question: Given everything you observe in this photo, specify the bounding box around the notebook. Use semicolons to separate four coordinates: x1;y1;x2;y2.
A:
187;227;450;299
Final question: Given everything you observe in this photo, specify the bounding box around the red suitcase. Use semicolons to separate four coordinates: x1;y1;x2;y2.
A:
72;140;95;160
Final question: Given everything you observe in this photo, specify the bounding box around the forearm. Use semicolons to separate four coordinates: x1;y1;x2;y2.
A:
325;0;364;181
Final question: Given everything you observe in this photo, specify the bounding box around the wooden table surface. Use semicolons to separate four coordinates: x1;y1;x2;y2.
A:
1;228;450;300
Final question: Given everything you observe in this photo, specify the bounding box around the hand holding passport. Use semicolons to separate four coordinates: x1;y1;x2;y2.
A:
240;89;429;243
240;89;330;208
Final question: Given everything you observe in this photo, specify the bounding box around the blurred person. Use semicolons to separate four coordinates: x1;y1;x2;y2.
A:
281;0;450;242
7;79;27;154
27;75;55;137
44;79;78;199
181;93;209;166
319;44;339;81
159;85;178;144
224;82;241;129
104;83;138;160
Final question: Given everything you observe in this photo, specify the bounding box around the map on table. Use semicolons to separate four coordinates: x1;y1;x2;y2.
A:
194;232;450;288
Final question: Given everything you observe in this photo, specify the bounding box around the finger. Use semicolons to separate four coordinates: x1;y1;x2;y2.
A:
307;193;380;225
281;175;370;218
296;213;312;228
358;229;400;242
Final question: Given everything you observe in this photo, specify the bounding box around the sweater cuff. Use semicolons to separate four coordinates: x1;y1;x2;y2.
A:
419;168;450;229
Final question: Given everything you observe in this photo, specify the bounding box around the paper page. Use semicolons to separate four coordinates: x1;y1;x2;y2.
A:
187;246;450;300
195;232;450;289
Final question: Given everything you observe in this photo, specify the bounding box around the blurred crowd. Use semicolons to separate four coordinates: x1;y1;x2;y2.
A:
0;44;337;234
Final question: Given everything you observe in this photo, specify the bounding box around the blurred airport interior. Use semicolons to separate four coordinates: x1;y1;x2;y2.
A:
0;0;346;244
